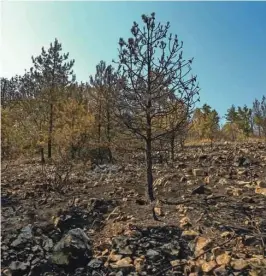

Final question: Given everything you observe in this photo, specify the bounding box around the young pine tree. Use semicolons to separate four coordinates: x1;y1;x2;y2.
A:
31;38;75;158
114;13;199;219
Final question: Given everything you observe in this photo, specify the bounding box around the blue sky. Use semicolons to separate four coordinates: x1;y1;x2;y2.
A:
1;1;266;122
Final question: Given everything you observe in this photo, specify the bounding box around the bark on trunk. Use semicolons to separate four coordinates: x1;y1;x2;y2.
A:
71;144;75;159
97;101;102;163
48;103;53;158
146;118;158;220
180;136;185;151
170;132;175;163
106;107;112;163
40;148;45;164
146;138;154;202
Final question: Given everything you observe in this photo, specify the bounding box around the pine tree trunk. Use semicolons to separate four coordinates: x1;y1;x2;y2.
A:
71;144;75;159
106;106;112;163
170;132;175;163
48;103;53;159
98;101;102;163
146;137;154;202
146;115;158;221
40;147;45;164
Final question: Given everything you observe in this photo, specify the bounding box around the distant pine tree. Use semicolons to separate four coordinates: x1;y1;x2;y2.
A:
31;38;75;158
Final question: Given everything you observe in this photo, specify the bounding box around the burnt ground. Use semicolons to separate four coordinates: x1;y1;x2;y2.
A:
1;141;266;276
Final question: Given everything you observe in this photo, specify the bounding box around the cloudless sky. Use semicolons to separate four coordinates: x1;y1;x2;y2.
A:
1;1;266;122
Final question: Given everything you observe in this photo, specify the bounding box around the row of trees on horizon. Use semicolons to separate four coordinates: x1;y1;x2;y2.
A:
191;100;266;143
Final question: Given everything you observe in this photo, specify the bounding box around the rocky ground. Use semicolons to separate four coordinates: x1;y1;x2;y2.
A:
1;142;266;276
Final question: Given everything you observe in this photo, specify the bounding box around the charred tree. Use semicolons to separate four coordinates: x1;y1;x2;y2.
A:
114;13;200;219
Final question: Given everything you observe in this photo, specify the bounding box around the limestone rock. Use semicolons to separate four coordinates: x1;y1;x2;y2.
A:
231;259;249;270
109;251;123;262
195;237;212;255
179;216;191;228
113;257;133;268
216;253;231;265
181;230;199;239
154;207;164;216
170;259;180;267
257;180;266;188
255;187;266;196
202;260;217;272
134;256;145;272
220;231;232;238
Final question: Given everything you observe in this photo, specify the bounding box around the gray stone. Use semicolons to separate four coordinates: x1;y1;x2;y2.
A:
32;245;41;252
51;228;92;266
112;235;128;249
160;242;180;256
213;265;228;276
31;258;40;265
9;261;30;272
118;245;134;255
11;225;33;247
42;236;54;251
27;254;34;262
74;267;85;274
88;258;103;269
146;249;160;260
